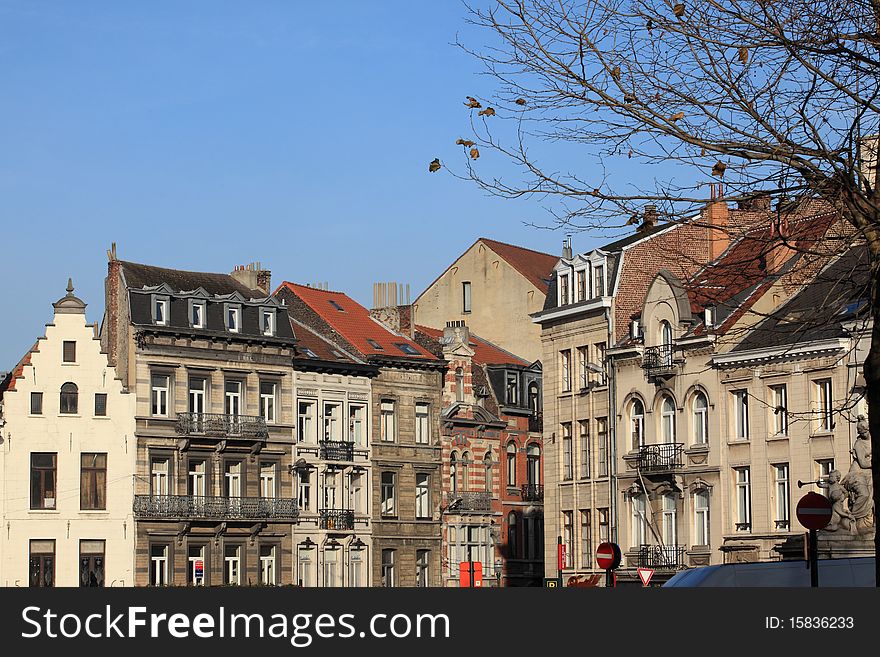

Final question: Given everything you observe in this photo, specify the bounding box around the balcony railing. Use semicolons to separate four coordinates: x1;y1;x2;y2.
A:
528;412;543;433
642;345;676;377
319;508;356;530
638;544;686;570
444;491;492;513
636;443;684;472
175;413;268;440
320;440;355;461
521;483;544;502
133;495;298;520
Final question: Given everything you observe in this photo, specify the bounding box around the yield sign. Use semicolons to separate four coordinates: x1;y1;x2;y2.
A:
637;567;654;587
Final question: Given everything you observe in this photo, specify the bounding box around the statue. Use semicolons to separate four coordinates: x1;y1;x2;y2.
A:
817;470;855;532
841;415;873;532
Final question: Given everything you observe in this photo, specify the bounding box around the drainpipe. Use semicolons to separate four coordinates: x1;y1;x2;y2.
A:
606;306;618;545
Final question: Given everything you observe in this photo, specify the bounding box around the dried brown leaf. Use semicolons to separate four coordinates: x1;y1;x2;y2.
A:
456;138;476;147
738;46;749;64
611;65;621;81
669;111;685;122
515;98;527;106
478;107;496;117
429;158;442;173
673;3;685;17
711;161;727;177
469;147;480;160
464;96;482;109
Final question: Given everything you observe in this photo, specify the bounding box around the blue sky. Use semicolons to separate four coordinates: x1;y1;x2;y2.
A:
0;1;613;368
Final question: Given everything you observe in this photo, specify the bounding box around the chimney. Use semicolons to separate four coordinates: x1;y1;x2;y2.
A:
369;281;414;337
562;236;573;260
105;243;121;367
705;186;730;260
736;193;771;212
444;320;470;348
637;205;658;232
764;216;795;274
231;262;271;295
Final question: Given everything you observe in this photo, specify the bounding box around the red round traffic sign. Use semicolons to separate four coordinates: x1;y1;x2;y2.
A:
796;492;832;530
595;542;622;570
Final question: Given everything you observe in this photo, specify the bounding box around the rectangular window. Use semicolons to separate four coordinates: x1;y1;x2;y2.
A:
771;384;788;435
416;473;430;519
62;341;76;363
381;549;395;587
226;306;240;333
151;457;169;496
349;404;367;446
349;472;364;514
632;495;647;548
775;463;790;530
151;374;169;417
380;400;396;442
260;462;277;499
260;309;276;336
733;390;749;439
80;453;107;510
598;508;609;543
597;418;608;477
593;265;605;297
415;402;430;444
576;269;587;302
224;461;242;499
191;301;205;329
30;392;43;415
416;550;430;587
188;377;206;416
662;495;677;546
188;544;206;586
562;511;573;569
323;548;339;587
298;400;316;443
577;346;589;389
323;470;338;509
561;423;573;481
558;273;570;305
694;491;710;546
350;547;365;587
735;467;751;531
224;544;241;585
149;544;168;586
298;546;315;587
260;382;277;424
30;453;57;509
30;540;55;587
560;350;571;392
224;380;243;419
381;471;396;517
94;393;107;417
260;545;276;586
154;298;168;326
188;459;207;497
298;471;311;511
594;343;607;385
579;420;590;479
815;379;833;432
79;540;105;587
506;373;518;405
323;401;342;441
580;510;592;569
462;281;472;313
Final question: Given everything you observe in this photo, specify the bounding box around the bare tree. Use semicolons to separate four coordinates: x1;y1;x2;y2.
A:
450;0;880;582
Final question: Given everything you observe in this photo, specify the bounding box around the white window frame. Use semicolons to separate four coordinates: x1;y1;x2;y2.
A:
153;296;169;326
260;545;276;585
558;273;570;306
630;399;645;449
815;379;833;433
560;350;571;392
380;400;396;442
225;380;243;418
190;301;205;329
579;420;590;479
562;423;573;481
775;463;790;530
260;381;277;424
349;403;367;446
150;544;169;586
415;473;430;519
694;490;710;546
735;467;751;531
771;384;788;436
323;401;342;441
298;471;311;511
632;494;647;548
298;400;316;443
661;395;676;444
662;494;677;546
693;392;708;445
462;281;472;313
733;390;749;439
415;402;430;445
225;305;241;333
151;374;170;417
260;462;276;499
260;308;276;336
380;471;396;516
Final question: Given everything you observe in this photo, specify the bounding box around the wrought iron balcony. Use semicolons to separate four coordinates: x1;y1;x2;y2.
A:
638;544;686;570
133;495;298;520
636;443;684;472
319;508;356;530
444;491;492;513
642;344;676;378
528;411;543;433
521;483;544;502
175;413;268;440
320;440;355;461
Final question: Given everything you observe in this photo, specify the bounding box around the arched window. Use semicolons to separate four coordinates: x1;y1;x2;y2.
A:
484;452;493;493
461;452;470;493
632;494;647;548
506;443;517;487
455;368;464;402
507;511;518;559
693;392;709;445
693;489;710;545
528;382;539;415
662;494;678;546
450;452;458;494
630;399;645;450
660;320;673;366
661;396;676;444
526;444;540;486
60;382;78;414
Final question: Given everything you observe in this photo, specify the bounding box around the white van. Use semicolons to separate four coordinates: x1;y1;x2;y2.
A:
662;557;875;587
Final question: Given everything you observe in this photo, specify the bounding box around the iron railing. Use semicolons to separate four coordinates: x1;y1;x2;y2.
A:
528;412;543;433
521;483;544;502
319;509;356;530
444;491;492;512
638;544;687;570
133;495;298;520
636;443;684;472
320;440;355;461
175;413;268;440
642;345;676;376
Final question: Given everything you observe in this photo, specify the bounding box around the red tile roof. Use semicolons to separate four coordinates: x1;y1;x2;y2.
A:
290;317;362;364
276;282;438;360
478;238;558;293
0;343;38;395
416;325;530;366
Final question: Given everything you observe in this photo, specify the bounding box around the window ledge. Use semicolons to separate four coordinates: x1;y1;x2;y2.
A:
79;510;110;515
58;414;82;419
29;510;60;514
726;439;750;446
766;434;789;442
810;431;834;439
685;444;709;454
60;363;79;366
92;416;111;420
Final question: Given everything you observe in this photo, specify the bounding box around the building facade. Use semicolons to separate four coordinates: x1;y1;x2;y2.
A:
0;281;136;586
102;254;300;586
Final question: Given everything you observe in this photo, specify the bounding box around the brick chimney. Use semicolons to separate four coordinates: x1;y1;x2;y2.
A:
763;216;795;273
705;184;730;260
637;205;658;233
104;242;121;367
231;262;271;295
369;282;414;338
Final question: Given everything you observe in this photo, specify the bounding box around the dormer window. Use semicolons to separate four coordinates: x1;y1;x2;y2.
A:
704;307;715;328
261;308;276;336
576;269;587;302
367;339;384;350
593;264;605;297
395;343;420;356
226;305;241;333
152;296;169;326
190;301;205;329
506;373;518;405
558;273;570;306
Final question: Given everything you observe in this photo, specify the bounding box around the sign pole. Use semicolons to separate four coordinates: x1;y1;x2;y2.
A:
605;568;613;588
809;528;818;588
556;536;563;587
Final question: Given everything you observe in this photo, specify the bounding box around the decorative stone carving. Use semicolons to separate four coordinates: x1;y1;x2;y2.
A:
818;415;873;534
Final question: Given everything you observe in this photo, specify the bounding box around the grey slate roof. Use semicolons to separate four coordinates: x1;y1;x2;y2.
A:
120;261;260;297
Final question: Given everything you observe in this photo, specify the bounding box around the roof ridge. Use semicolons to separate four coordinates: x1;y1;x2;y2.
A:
478;236;555;258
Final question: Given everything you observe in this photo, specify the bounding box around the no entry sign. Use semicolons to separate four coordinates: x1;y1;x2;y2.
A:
796;492;832;531
595;542;622;571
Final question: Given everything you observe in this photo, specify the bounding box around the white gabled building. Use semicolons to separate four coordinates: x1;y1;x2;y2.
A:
0;281;136;587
